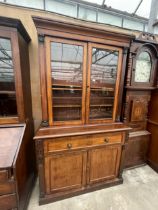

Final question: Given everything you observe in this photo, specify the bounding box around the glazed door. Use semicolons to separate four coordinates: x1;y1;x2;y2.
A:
44;150;87;194
86;43;123;123
0;37;17;116
0;29;26;124
46;37;87;126
87;145;121;184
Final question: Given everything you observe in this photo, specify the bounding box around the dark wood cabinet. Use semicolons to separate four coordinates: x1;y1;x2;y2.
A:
32;16;158;204
33;16;132;204
0;17;35;210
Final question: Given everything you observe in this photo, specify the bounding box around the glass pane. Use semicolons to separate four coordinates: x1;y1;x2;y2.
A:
123;19;144;31
154;26;158;35
135;51;152;82
45;0;77;17
50;42;83;122
79;6;96;21
7;0;44;9
90;47;119;120
98;12;122;27
0;38;17;117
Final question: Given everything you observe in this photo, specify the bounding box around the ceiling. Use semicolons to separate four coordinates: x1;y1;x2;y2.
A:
82;0;152;18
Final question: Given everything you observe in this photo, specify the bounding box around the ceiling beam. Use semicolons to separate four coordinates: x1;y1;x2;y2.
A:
102;0;106;6
133;0;143;15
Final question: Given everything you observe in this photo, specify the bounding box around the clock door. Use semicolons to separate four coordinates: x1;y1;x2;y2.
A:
131;46;157;87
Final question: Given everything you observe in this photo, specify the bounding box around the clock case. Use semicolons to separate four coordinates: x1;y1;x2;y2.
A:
124;32;158;168
128;33;158;88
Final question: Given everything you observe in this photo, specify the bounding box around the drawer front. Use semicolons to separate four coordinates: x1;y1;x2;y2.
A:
0;182;15;195
0;170;8;182
0;194;17;210
44;133;122;154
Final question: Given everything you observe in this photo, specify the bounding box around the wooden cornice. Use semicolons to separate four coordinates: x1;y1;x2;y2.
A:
32;16;134;46
0;16;31;43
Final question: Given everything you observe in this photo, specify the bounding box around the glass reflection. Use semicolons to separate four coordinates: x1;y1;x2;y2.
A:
51;42;83;122
135;51;152;83
90;47;119;120
0;38;17;117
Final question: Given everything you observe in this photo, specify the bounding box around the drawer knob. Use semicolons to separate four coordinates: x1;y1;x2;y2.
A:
67;143;72;149
104;138;109;143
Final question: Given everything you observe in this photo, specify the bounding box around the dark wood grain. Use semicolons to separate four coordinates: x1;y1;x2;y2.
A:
35;123;131;139
147;89;158;172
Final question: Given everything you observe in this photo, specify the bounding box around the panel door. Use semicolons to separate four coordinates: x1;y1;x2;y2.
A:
87;145;121;184
0;34;20;124
86;43;123;123
44;150;87;194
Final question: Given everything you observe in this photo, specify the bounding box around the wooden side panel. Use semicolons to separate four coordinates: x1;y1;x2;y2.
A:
18;32;33;120
87;145;121;184
125;134;150;168
147;122;158;171
15;122;35;210
123;90;151;168
147;90;158;172
44;150;87;194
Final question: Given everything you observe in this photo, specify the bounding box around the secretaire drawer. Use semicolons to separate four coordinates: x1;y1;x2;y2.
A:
0;170;8;182
44;132;122;154
0;182;15;196
0;194;17;210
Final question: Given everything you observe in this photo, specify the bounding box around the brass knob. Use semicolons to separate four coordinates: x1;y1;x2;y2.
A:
67;143;72;149
104;138;109;143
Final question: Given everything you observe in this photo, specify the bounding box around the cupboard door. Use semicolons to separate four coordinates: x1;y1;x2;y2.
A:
44;150;87;194
87;145;121;184
46;37;87;125
86;43;123;123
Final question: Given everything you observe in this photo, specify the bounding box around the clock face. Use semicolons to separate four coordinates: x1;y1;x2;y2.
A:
135;51;152;83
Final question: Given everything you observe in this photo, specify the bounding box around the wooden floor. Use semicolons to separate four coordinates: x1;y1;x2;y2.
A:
27;165;158;210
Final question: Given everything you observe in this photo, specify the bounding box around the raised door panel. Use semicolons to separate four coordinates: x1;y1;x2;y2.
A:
125;134;150;168
131;99;147;122
44;150;87;194
87;145;121;184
